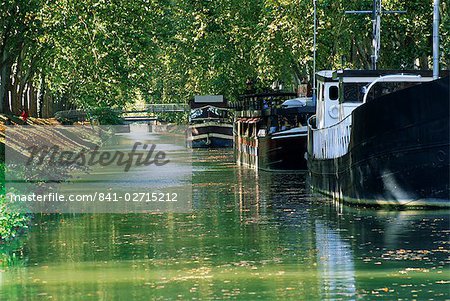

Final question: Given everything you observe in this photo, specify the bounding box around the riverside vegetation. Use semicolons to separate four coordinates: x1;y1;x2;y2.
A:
0;163;29;241
0;118;109;242
0;0;448;116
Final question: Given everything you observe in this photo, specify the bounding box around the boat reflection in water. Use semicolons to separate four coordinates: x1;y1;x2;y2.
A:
235;169;357;299
315;221;356;300
0;151;448;300
234;166;449;300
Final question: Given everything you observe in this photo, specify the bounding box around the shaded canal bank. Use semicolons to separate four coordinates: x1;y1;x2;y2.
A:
0;150;448;300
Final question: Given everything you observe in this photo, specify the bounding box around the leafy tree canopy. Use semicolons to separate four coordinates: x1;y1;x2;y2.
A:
0;0;448;111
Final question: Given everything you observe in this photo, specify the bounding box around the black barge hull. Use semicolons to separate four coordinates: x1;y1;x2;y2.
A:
236;128;308;172
188;123;233;148
258;131;308;172
308;76;450;207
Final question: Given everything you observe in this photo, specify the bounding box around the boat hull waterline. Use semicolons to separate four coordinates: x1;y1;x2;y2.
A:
257;128;308;172
188;123;233;148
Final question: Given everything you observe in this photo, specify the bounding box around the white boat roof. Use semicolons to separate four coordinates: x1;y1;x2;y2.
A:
316;70;334;78
316;69;443;84
194;95;224;103
281;98;308;108
316;70;337;82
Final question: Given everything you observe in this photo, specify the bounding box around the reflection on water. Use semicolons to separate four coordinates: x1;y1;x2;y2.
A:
315;221;356;300
1;150;449;300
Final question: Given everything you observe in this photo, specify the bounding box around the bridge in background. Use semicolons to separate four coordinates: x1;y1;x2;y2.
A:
125;103;189;114
55;103;190;124
122;104;189;123
122;116;158;123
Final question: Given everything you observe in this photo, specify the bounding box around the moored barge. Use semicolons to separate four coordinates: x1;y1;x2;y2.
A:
307;0;449;208
307;70;450;207
233;90;315;171
187;95;233;148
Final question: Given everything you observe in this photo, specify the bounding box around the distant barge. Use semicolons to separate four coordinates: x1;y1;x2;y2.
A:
232;91;315;171
187;95;233;148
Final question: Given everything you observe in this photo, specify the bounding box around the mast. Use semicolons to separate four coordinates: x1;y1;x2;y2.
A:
433;0;440;79
345;0;406;70
312;0;317;102
372;0;381;70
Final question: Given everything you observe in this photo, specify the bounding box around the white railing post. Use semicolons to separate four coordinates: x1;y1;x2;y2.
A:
310;114;352;159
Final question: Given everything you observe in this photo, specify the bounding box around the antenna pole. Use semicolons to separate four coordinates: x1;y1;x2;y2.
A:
433;0;440;79
312;0;317;102
371;0;381;70
345;0;405;70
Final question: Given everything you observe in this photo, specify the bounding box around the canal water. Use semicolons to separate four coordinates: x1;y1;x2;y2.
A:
1;129;449;300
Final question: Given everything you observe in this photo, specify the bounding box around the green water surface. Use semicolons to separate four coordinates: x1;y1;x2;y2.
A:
1;145;448;300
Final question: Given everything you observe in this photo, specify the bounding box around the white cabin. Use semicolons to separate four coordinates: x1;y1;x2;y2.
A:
310;70;437;160
315;71;340;129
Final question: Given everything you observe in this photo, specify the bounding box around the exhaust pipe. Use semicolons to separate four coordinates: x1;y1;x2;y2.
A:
433;0;440;79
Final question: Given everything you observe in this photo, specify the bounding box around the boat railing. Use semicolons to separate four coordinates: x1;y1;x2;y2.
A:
232;92;297;111
307;113;352;159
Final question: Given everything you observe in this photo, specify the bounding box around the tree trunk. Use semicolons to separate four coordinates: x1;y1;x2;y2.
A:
22;82;29;111
12;70;21;114
37;73;45;118
17;82;26;113
0;53;11;114
43;92;52;118
10;71;17;114
354;38;371;69
29;84;37;117
419;55;429;70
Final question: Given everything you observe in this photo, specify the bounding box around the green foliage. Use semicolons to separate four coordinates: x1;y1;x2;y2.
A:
156;112;188;124
0;163;4;195
0;164;29;241
89;107;124;125
0;0;448;113
0;195;29;241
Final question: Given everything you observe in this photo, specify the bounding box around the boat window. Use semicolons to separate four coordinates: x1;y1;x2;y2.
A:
343;81;422;102
329;86;339;100
364;81;421;102
342;83;367;103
